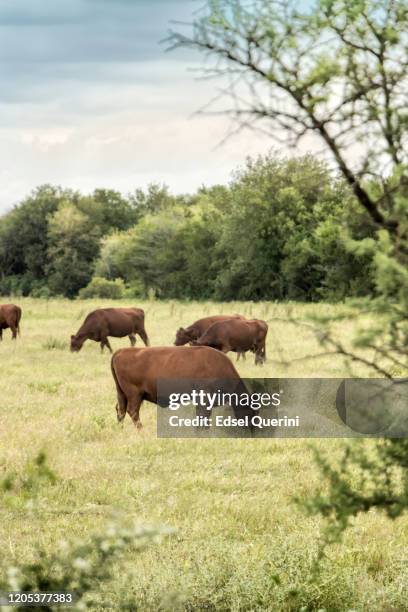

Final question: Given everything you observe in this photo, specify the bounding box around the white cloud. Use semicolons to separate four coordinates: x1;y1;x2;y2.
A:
20;128;75;152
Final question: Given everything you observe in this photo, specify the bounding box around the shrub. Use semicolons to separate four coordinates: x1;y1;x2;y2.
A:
1;451;57;513
1;522;168;610
123;279;145;298
78;277;125;300
30;284;52;299
0;453;170;610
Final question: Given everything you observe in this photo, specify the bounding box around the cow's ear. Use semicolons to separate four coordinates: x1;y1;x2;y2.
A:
178;327;184;332
71;335;74;340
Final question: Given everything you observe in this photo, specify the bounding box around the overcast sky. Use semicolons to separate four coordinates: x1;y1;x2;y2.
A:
0;0;316;212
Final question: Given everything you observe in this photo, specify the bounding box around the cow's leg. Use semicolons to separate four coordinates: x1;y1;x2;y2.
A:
138;329;149;347
101;337;113;354
127;392;143;430
254;343;260;365
254;345;264;365
257;339;266;363
129;334;136;347
11;326;17;340
0;329;3;341
236;351;246;361
116;401;127;423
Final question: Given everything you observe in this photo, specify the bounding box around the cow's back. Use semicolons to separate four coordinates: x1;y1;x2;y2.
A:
82;308;136;336
112;345;240;399
103;308;143;329
192;314;243;337
202;318;256;348
0;304;21;327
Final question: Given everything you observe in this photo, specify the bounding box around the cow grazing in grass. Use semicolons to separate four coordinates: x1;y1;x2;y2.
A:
195;318;268;365
70;308;149;353
0;303;22;340
175;314;246;360
111;345;250;429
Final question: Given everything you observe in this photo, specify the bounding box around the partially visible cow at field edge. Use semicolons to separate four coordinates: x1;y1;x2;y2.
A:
70;308;149;353
194;318;268;365
111;345;250;430
0;303;22;340
174;314;247;360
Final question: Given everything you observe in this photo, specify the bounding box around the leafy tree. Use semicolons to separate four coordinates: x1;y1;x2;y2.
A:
93;158;372;302
94;192;223;299
0;185;140;297
0;185;76;294
168;0;408;371
110;211;188;298
94;232;126;281
213;154;373;300
128;183;181;220
46;203;100;298
169;0;408;551
77;189;138;234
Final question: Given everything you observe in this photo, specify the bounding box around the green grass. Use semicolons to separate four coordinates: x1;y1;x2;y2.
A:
0;298;407;611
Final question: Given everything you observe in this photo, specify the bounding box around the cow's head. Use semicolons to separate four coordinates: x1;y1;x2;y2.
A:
70;334;84;352
174;327;191;346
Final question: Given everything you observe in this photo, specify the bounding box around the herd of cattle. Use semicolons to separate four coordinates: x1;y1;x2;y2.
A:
1;303;268;429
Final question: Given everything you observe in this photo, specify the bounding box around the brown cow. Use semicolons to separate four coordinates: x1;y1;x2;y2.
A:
70;307;149;353
175;315;246;360
0;303;22;340
111;345;250;429
195;318;268;365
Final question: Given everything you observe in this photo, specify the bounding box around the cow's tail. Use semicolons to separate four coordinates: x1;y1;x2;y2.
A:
139;309;149;346
111;354;127;421
16;307;22;336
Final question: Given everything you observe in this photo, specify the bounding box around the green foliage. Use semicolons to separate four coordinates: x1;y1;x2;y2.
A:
168;0;408;370
213;155;375;301
46;203;101;299
1;451;57;509
0;522;167;611
2;299;408;610
301;439;408;573
0;156;381;302
78;277;126;300
0;452;168;611
0;185;65;282
87;188;139;233
167;0;408;559
0;156;380;301
90;155;375;301
128;182;183;219
0;186;137;298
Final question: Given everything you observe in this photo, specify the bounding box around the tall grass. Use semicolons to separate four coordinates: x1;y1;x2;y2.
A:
0;298;406;610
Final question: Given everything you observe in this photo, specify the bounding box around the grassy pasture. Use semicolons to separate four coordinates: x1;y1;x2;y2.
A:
0;298;407;611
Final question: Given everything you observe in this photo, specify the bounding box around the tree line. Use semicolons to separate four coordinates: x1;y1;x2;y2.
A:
0;154;377;301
